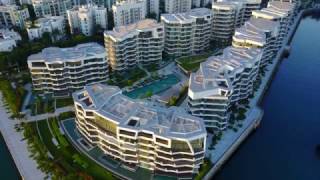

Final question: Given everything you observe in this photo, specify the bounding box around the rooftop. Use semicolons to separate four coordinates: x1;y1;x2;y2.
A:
105;19;162;40
189;47;262;97
161;8;212;23
0;29;21;41
252;1;295;19
233;17;280;46
73;84;206;139
28;43;105;63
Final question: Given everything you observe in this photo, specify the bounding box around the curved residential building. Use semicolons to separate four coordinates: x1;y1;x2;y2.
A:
188;47;262;130
232;17;280;67
73;84;207;178
104;19;164;72
212;0;261;42
252;1;295;48
28;43;109;96
161;8;213;58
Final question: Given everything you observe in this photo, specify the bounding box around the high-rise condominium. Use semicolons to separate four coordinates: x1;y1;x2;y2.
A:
188;47;262;130
73;84;207;178
161;8;213;58
104;19;164;72
28;43;109;96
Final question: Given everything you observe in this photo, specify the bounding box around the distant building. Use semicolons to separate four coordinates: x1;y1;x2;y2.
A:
212;0;261;42
232;17;280;67
192;0;211;8
73;83;207;178
161;8;213;58
188;47;262;130
67;5;108;36
112;0;146;27
26;16;65;41
32;0;72;17
0;5;30;29
0;29;21;52
104;19;164;72
164;0;192;13
28;43;109;96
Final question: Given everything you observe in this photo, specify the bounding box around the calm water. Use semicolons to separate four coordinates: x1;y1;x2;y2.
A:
0;133;20;179
215;16;320;180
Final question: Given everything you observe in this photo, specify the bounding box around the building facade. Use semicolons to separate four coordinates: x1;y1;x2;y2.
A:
104;19;164;72
28;43;109;96
161;8;213;58
112;0;146;27
73;83;207;178
26;16;65;41
252;1;295;48
188;47;262;130
211;0;261;42
0;5;30;29
67;5;108;36
32;0;73;17
232;17;280;67
164;0;192;13
0;28;21;52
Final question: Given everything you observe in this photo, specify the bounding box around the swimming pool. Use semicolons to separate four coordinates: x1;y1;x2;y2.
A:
124;74;179;99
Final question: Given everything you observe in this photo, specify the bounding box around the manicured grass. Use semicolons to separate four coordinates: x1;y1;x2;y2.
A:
194;158;212;180
176;53;212;72
55;97;74;108
35;120;115;179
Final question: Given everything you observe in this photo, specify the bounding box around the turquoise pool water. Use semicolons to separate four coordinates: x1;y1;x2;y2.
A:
124;74;179;99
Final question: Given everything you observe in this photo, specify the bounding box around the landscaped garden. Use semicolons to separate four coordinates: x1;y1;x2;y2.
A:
22;117;116;180
176;53;213;72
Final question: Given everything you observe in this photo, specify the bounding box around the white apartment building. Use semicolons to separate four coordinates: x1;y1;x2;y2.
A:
0;5;30;29
232;17;280;67
32;0;72;17
161;8;213;58
28;43;109;96
188;47;262;130
212;0;261;42
145;0;159;18
252;1;295;48
0;28;21;52
73;83;207;178
104;19;164;72
112;0;146;27
164;0;192;13
67;5;107;36
26;16;65;41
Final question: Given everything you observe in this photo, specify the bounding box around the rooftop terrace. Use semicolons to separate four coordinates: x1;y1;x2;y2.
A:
73;84;206;139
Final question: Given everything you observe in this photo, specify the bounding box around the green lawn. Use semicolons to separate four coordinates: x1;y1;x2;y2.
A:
35;120;115;179
55;97;74;108
176;53;213;72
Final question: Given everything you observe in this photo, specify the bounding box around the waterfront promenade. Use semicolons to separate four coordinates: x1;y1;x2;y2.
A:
0;94;45;180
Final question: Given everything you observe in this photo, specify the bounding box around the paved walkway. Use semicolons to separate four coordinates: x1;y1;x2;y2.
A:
21;83;32;115
0;94;45;180
25;106;74;122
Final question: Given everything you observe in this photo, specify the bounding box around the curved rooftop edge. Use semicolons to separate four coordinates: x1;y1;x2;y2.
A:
27;42;105;63
72;83;207;140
